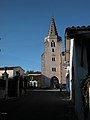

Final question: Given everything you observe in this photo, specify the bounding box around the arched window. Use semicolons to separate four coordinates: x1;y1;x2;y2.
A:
51;40;55;47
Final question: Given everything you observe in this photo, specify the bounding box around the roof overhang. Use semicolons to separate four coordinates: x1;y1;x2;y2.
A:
65;26;90;39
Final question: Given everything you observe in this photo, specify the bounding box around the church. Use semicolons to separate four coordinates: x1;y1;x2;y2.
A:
41;17;66;88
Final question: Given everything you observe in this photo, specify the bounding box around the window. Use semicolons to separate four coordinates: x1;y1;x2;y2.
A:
52;68;56;72
51;40;55;47
52;57;55;61
52;48;54;52
50;30;52;34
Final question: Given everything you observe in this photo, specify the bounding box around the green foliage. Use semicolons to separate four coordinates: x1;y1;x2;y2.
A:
82;79;89;102
82;77;89;116
25;71;30;75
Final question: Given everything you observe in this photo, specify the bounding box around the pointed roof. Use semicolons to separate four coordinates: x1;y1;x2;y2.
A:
48;17;58;36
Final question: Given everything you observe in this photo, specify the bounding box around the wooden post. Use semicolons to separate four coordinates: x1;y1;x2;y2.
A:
17;78;19;96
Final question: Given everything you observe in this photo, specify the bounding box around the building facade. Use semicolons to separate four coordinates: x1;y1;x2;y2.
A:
65;26;90;120
27;71;41;88
41;17;66;88
0;66;25;78
60;51;67;85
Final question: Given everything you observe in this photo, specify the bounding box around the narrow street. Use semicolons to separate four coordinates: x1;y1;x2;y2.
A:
0;89;77;120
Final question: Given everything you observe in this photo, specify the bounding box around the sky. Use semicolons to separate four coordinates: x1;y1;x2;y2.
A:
0;0;90;72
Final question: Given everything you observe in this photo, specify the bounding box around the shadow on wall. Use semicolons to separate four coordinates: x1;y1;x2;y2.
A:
41;75;59;89
50;76;59;89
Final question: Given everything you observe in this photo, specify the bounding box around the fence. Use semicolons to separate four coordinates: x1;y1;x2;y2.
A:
0;77;25;99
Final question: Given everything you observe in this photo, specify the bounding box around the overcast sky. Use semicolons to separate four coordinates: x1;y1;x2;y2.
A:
0;0;90;72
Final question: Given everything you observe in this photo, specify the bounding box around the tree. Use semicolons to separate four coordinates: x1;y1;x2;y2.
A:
25;71;30;75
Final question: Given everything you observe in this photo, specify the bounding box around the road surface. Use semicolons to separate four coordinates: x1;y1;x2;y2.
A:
0;89;78;120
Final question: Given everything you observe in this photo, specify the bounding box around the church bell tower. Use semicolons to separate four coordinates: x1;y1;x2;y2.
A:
41;17;62;88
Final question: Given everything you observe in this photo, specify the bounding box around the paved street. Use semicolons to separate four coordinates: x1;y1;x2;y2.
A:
0;89;78;120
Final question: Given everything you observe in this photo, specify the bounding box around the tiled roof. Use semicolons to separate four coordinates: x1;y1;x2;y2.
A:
29;71;41;74
65;25;90;38
0;66;24;71
65;26;90;31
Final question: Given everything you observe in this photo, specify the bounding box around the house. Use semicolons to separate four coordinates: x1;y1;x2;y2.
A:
60;51;67;85
0;66;25;78
0;66;25;98
28;80;37;88
27;71;41;88
65;26;90;120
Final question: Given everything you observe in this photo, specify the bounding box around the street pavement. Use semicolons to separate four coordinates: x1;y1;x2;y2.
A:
0;89;78;120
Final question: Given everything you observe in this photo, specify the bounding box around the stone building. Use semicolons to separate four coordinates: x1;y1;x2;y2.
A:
60;51;67;85
41;17;66;88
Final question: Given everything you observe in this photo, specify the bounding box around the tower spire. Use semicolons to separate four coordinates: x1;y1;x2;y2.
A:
48;16;58;36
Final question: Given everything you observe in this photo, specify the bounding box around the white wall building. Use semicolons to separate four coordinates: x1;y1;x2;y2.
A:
65;26;90;120
0;66;25;78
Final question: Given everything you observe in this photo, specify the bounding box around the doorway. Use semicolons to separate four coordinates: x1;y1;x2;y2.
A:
50;76;59;89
